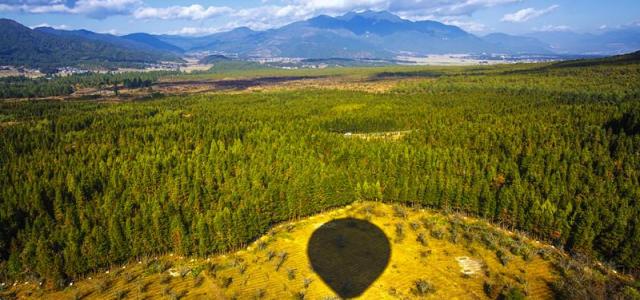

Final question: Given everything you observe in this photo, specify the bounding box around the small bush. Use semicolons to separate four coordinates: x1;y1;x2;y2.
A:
124;273;136;283
497;249;511;266
393;205;407;219
294;290;306;300
256;241;267;250
96;279;112;293
221;276;233;288
500;286;526;300
160;274;172;285
430;228;445;240
410;222;420;231
416;233;428;246
395;223;405;243
136;281;149;293
169;290;187;300
191;265;205;277
275;251;288;271
421;217;435;230
287;268;296;280
303;278;313;289
193;276;204;287
238;263;247;275
413;279;436;296
254;288;266;299
267;251;276;261
114;289;128;300
484;281;497;298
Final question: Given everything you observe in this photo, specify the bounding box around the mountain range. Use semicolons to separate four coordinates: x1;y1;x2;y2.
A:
1;10;639;69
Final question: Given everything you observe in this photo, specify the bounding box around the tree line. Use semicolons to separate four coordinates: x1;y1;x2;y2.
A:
0;71;174;99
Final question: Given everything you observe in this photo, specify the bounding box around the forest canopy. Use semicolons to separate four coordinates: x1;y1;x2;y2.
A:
0;61;639;288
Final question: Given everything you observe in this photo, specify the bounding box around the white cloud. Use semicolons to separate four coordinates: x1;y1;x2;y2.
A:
3;0;522;32
133;4;232;20
0;0;142;18
501;4;558;23
29;22;70;29
534;24;571;32
442;19;488;32
167;26;224;36
218;0;518;32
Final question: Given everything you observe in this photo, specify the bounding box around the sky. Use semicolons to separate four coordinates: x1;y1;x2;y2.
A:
0;0;639;36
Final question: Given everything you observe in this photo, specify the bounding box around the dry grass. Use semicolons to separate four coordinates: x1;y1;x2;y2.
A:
6;202;559;299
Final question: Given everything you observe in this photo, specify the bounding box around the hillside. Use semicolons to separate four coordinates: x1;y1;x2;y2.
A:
0;19;180;70
3;202;634;299
121;33;185;54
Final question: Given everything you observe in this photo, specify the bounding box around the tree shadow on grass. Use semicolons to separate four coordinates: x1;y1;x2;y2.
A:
307;218;391;298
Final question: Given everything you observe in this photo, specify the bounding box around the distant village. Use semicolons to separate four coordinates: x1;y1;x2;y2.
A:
0;62;183;79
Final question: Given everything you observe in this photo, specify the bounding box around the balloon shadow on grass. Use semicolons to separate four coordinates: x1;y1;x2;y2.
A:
307;218;391;298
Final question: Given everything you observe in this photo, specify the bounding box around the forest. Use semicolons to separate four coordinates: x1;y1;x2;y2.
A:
0;71;173;99
0;59;639;290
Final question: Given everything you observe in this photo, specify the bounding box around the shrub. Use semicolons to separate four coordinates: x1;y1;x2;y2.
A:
221;276;233;289
238;263;247;275
497;249;511;266
114;289;128;300
416;233;428;246
430;228;445;240
294;290;306;300
160;274;171;285
267;251;276;261
393;205;407;219
410;222;420;231
500;286;526;300
413;279;436;296
395;223;405;243
275;251;288;271
193;275;204;287
136;281;149;293
96;279;112;293
303;278;313;288
287;268;296;280
421;217;435;230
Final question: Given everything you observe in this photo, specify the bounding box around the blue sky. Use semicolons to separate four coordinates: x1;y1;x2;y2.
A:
1;0;639;36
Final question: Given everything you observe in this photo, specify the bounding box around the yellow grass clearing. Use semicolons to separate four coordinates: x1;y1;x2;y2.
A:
6;202;559;299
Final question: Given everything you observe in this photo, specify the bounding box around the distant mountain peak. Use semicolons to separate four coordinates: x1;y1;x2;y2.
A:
338;10;404;23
